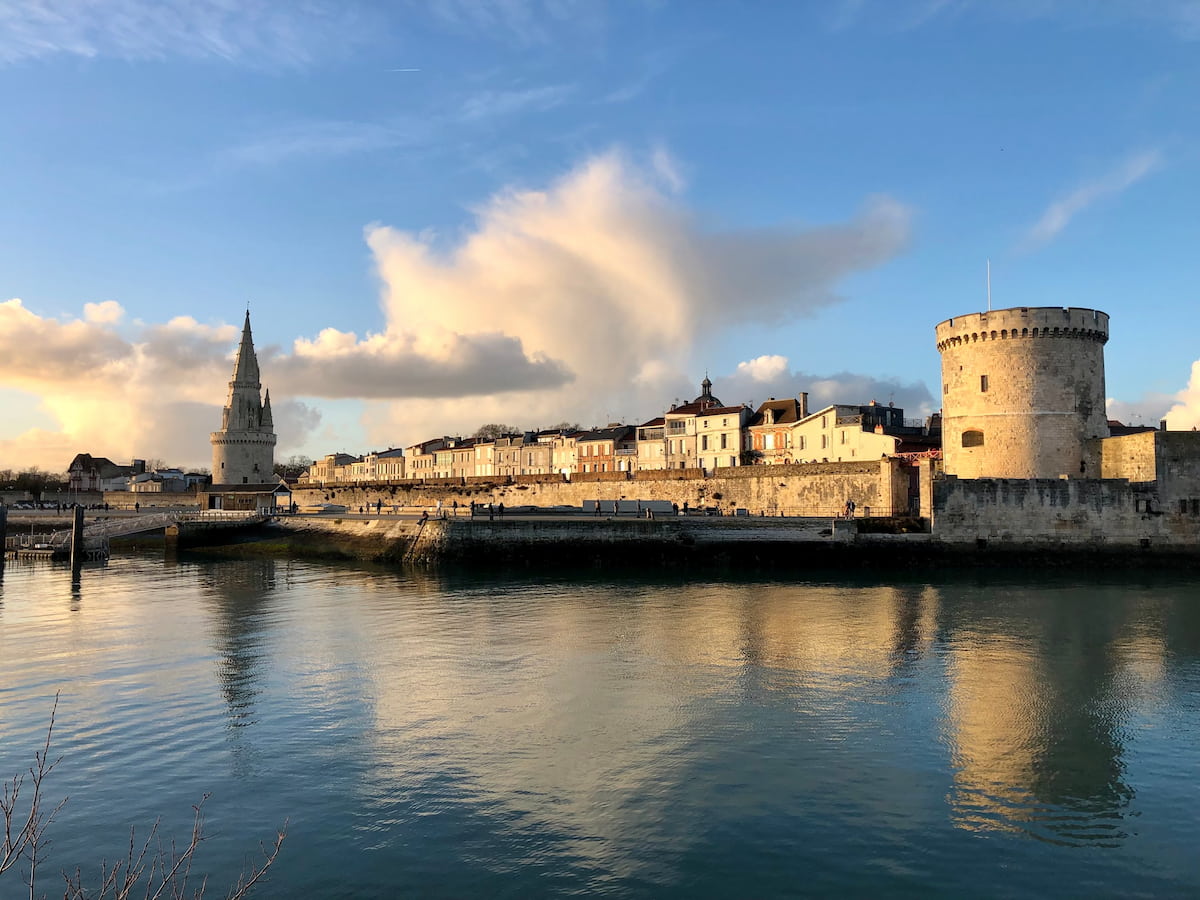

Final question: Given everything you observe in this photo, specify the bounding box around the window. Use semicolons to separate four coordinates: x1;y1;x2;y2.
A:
840;431;846;445
962;430;985;448
943;383;949;394
821;435;828;449
720;433;728;450
701;435;709;450
799;435;806;450
980;374;989;392
765;434;775;450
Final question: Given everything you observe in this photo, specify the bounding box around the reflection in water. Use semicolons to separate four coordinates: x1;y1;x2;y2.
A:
199;558;279;729
945;591;1160;845
358;580;949;879
3;560;1198;897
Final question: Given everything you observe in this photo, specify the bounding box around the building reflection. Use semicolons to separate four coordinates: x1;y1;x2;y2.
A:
944;589;1165;844
199;558;279;729
358;578;942;878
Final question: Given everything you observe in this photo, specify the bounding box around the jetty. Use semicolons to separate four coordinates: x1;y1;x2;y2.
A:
3;509;267;560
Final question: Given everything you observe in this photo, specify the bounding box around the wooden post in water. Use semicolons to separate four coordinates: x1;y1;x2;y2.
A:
70;505;84;581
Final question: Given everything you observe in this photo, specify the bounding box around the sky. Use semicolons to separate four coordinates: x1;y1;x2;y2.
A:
3;0;1200;472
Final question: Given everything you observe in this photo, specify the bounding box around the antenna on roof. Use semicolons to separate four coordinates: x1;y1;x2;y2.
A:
986;259;992;312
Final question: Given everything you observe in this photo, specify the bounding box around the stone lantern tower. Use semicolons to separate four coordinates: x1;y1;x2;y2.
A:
210;311;276;484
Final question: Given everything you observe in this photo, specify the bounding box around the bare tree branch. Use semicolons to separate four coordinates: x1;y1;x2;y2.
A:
0;696;285;899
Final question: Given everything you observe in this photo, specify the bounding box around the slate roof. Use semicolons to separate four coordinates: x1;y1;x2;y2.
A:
575;425;635;444
747;398;805;428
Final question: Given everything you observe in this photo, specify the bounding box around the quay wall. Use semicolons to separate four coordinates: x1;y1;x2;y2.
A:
266;515;852;567
293;459;912;518
932;475;1200;546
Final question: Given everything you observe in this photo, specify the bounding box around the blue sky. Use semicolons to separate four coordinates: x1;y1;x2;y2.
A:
2;0;1200;470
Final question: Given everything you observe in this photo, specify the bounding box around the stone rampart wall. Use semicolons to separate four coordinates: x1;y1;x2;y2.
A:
1100;432;1158;482
101;490;201;510
931;475;1200;546
293;460;908;517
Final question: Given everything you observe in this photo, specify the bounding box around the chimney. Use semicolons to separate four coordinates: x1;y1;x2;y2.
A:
798;392;809;417
1160;420;1167;431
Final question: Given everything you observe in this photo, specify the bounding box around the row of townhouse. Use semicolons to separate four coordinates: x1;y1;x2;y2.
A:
300;379;939;485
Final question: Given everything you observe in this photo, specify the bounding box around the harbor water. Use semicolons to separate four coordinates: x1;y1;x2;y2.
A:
1;555;1197;897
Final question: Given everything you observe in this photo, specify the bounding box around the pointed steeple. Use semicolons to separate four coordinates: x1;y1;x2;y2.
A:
231;310;261;386
261;388;274;429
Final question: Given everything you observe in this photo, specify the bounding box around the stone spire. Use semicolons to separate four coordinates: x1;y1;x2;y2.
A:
231;310;261;387
261;388;274;430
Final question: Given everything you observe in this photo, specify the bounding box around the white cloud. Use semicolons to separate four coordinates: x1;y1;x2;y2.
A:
83;300;124;324
737;355;790;383
0;149;911;466
459;84;576;122
1023;150;1162;248
1105;396;1168;430
424;0;604;46
1163;361;1200;430
831;0;1200;39
224;119;424;167
0;0;375;65
0;302;319;470
356;149;910;444
720;355;935;417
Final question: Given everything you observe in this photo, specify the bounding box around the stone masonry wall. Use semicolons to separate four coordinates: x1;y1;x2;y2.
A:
931;475;1200;546
293;459;908;518
1100;431;1158;482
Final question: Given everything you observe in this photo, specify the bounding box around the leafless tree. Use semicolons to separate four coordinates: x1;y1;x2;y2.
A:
473;423;523;440
2;696;286;900
0;695;65;900
61;796;286;900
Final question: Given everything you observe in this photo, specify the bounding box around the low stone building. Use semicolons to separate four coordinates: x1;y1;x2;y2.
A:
199;481;292;514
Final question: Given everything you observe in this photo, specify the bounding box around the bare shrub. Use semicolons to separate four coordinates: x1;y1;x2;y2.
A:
2;695;286;899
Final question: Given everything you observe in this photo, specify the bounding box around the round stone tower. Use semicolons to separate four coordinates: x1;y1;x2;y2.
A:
935;306;1109;479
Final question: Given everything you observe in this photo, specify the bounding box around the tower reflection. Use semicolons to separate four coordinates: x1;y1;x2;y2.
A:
944;588;1160;845
200;558;279;728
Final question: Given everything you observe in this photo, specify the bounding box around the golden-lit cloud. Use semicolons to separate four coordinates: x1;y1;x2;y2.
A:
353;150;912;443
1164;360;1200;430
0;150;914;466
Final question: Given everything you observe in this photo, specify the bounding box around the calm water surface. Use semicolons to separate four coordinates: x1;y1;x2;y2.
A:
0;554;1197;897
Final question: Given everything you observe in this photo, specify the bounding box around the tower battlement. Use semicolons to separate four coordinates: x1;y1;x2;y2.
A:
936;306;1108;352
